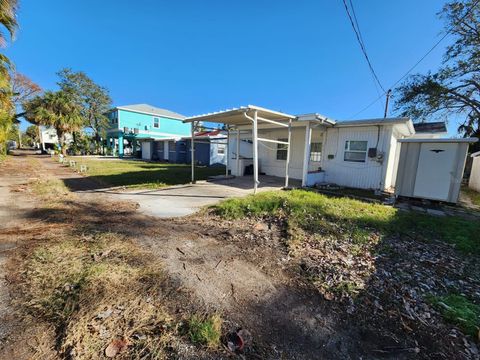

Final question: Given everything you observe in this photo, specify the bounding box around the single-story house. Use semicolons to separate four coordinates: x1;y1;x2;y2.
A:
140;130;227;165
184;105;457;193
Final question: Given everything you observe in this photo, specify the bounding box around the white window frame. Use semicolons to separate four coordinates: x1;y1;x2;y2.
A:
344;140;368;163
217;144;226;155
153;117;160;129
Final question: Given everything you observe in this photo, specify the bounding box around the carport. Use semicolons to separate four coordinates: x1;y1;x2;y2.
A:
184;105;296;193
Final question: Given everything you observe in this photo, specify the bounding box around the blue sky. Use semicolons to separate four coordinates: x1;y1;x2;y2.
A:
5;0;459;134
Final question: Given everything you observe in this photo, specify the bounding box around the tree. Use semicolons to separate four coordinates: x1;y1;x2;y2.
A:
0;0;18;154
23;124;39;146
395;1;480;149
11;72;42;108
23;91;84;155
57;68;112;153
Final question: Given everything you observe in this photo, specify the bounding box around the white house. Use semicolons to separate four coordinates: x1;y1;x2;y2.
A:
39;126;73;152
185;105;449;192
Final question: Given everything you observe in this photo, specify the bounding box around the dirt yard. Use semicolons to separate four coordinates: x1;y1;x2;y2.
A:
0;152;478;359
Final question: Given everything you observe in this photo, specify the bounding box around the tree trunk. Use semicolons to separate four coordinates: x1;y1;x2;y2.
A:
57;129;66;156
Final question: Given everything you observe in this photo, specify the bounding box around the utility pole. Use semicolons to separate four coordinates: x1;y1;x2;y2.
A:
384;89;392;118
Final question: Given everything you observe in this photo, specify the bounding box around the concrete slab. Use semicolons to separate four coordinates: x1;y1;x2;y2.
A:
80;176;298;218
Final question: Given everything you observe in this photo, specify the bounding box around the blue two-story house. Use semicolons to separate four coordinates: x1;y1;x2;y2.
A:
106;104;190;158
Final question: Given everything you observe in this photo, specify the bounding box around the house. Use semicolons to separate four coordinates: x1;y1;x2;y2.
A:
179;130;227;166
106;104;190;158
139;129;228;165
184;105;451;192
39;125;73;152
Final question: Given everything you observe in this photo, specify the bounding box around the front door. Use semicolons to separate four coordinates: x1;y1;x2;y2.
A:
164;141;169;161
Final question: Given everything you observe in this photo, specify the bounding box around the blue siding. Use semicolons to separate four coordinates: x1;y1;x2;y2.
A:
105;107;190;157
184;140;211;166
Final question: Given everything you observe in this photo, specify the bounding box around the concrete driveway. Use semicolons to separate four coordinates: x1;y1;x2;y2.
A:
87;176;298;218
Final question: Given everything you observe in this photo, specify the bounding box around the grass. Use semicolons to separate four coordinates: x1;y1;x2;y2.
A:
187;314;222;348
18;176;224;357
62;157;226;189
214;189;480;255
428;294;480;337
462;186;480;207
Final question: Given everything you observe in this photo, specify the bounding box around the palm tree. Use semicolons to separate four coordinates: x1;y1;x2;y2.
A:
0;0;18;46
0;0;18;154
23;91;84;155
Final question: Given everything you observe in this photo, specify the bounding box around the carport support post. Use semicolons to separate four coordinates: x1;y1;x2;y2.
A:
236;129;240;176
285;119;292;188
253;110;259;194
226;126;229;177
302;122;312;187
191;121;196;184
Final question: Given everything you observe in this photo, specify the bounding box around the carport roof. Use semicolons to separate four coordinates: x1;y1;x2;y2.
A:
184;105;295;126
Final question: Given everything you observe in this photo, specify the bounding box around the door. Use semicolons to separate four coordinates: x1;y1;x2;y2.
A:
413;143;457;201
164;141;169;161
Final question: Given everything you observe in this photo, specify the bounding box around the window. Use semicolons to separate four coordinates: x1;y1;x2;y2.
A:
168;141;176;152
217;144;226;155
310;142;322;162
153;117;160;128
276;138;288;160
344;141;368;162
110;112;118;124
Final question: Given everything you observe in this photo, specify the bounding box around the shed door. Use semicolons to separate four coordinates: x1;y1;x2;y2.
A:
413;143;457;201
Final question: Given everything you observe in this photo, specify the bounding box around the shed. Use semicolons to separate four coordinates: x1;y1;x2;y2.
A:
468;151;480;192
395;138;478;203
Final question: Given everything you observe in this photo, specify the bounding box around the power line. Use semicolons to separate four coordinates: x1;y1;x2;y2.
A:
342;0;386;93
349;0;480;118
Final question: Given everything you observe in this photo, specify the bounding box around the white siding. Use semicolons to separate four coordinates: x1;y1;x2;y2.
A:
322;126;393;190
469;156;480;192
256;127;309;180
210;138;227;165
141;141;152;160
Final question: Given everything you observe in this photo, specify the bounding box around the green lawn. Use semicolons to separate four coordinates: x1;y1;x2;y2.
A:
68;157;226;189
214;189;480;255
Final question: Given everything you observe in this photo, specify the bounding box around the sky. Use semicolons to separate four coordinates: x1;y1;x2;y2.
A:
4;0;460;134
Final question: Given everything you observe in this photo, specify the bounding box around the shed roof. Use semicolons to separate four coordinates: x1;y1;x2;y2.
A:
399;138;478;143
413;121;447;134
116;104;186;120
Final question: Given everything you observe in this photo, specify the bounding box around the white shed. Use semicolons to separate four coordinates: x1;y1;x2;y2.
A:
468;151;480;192
395;138;478;203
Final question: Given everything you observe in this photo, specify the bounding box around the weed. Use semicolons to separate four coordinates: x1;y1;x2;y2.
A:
214;190;480;255
427;294;480;337
187;314;222;348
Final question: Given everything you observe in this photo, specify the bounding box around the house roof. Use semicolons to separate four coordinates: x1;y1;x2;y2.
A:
195;130;224;137
116;104;186;120
413;121;447;134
